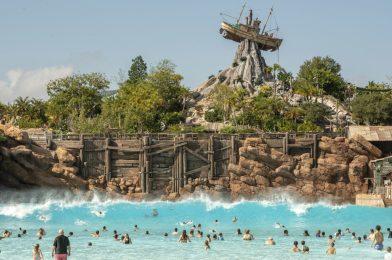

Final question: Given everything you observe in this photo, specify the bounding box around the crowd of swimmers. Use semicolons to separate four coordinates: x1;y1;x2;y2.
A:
1;218;392;259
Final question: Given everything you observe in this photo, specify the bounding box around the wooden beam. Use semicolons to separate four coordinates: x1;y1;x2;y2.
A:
185;165;210;176
184;147;209;164
147;142;187;157
104;138;111;182
107;146;141;152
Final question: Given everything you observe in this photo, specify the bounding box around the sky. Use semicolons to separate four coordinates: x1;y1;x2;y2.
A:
0;0;391;103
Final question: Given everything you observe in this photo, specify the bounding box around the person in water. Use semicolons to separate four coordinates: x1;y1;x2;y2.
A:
172;228;178;235
303;230;310;237
369;229;375;241
351;232;356;239
179;230;191;243
122;233;131;244
145;230;150;235
232;216;238;223
373;225;384;251
32;244;44;260
283;230;289;236
291;241;301;252
52;229;70;260
321;231;325;238
91;230;100;238
214;219;219;224
197;224;202;230
102;226;108;232
134;225;139;231
326;242;336;255
327;235;335;245
357;236;362;244
387;228;392;239
37;228;46;238
243;230;254;241
316;230;321;237
206;234;211;242
265;237;275;245
301;241;309;253
204;240;210;250
334;229;341;240
212;234;217;240
197;230;203;238
236;228;242;235
385;246;392;260
164;233;168;237
218;233;224;240
189;229;194;237
2;230;12;238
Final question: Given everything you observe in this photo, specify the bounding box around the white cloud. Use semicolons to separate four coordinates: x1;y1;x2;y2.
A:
0;66;73;103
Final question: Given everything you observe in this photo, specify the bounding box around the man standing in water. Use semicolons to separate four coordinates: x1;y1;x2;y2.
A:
373;225;384;250
52;229;70;260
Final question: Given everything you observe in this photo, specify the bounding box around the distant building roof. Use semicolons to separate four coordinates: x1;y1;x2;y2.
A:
348;126;392;141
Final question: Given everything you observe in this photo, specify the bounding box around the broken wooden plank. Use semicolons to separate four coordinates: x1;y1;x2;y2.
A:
147;142;187;156
184;146;209;164
185;165;210;176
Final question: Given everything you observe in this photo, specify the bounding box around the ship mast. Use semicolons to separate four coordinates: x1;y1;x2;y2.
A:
261;7;273;34
236;2;247;24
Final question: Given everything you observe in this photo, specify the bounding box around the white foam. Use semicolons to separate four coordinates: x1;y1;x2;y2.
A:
75;219;88;226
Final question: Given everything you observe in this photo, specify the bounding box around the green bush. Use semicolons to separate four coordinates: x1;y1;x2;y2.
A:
220;126;237;134
297;121;322;132
205;108;224;122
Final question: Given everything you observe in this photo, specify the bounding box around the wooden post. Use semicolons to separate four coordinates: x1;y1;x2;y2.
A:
313;134;318;167
173;137;178;193
143;136;150;194
139;138;144;192
208;135;215;180
104;137;111;182
230;135;237;164
284;132;289;155
79;134;85;178
182;134;187;186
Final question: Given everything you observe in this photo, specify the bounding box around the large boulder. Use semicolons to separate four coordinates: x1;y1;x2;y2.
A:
348;155;368;184
352;134;382;158
0;124;29;143
55;147;76;166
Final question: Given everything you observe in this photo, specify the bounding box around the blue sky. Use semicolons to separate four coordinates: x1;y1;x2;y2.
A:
0;0;391;103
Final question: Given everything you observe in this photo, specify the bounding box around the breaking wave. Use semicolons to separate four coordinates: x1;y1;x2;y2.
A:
0;188;349;219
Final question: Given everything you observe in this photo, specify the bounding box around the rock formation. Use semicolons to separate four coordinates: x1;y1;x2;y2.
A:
0;124;87;191
187;39;269;125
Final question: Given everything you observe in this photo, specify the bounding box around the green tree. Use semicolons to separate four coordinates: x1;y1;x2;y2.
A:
293;79;319;102
127;55;147;85
297;56;345;99
115;82;164;132
147;59;188;113
208;84;235;123
301;102;328;124
47;73;109;131
284;106;304;124
351;93;392;125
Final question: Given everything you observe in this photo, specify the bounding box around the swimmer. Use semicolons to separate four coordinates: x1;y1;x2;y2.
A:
385;247;392;260
321;231;325;238
351;232;356;239
291;241;301;252
204;240;210;250
172;228;178;235
357;237;362;244
68;232;73;237
242;230;254;241
265;237;275;245
2;230;11;238
197;230;203;238
197;224;202;230
32;244;43;260
145;231;150;235
102;226;108;232
36;228;46;238
38;215;48;223
214;219;219;225
387;228;392;239
301;241;309;253
334;229;342;239
178;230;191;243
114;234;119;240
164;233;168;237
316;230;321;237
134;225;139;231
303;230;310;237
206;234;211;242
283;230;289;236
180;220;193;226
369;228;375;240
232;216;238;222
372;225;384;251
275;222;285;229
151;209;159;217
345;227;351;234
91;230;100;238
328;235;335;245
363;234;367;240
189;230;194;237
218;233;224;241
326;242;336;255
236;228;242;235
212;234;217;240
122;233;131;244
88;242;92;246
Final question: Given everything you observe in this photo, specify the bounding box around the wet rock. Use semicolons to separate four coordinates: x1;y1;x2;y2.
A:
55;147;76;166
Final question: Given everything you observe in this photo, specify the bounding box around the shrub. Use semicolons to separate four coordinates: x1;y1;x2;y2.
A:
205;108;224;122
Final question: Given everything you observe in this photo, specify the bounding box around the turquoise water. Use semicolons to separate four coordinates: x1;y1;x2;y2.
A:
0;192;391;260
